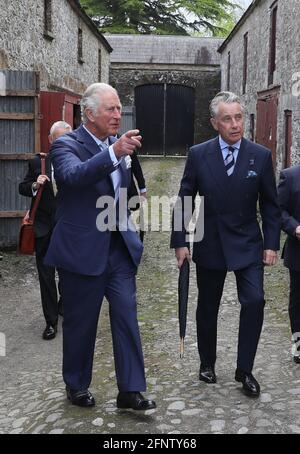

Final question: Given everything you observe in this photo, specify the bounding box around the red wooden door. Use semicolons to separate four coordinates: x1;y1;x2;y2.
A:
64;101;74;127
40;92;81;153
40;92;65;153
256;90;278;167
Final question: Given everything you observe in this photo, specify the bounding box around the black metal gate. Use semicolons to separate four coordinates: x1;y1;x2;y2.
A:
135;84;195;156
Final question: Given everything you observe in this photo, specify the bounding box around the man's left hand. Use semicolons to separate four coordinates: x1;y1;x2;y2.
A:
263;250;277;266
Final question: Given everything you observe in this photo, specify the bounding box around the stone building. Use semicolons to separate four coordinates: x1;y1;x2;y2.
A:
0;0;112;247
218;0;300;172
0;0;111;92
106;34;223;155
0;0;112;148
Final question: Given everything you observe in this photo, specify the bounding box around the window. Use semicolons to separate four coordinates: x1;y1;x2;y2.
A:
268;2;278;85
250;114;255;141
284;110;292;168
98;48;102;81
78;28;84;63
44;0;54;40
243;33;248;94
227;52;231;91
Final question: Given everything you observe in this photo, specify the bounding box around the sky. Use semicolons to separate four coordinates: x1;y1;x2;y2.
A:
237;0;253;9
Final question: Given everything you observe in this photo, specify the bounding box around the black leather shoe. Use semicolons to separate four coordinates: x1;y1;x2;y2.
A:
199;365;217;384
117;392;156;410
293;355;300;364
66;387;95;407
235;369;260;397
42;324;57;340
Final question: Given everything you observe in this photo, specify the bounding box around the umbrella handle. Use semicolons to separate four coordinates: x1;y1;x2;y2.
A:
180;338;184;358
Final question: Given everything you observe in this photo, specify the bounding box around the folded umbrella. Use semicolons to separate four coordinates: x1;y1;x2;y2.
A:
178;258;190;358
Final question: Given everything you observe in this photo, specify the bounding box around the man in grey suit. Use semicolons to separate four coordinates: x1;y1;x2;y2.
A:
278;166;300;364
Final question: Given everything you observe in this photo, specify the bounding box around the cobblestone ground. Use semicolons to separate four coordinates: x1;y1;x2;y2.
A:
0;158;300;435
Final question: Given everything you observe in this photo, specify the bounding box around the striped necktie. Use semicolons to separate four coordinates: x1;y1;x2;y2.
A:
224;146;235;176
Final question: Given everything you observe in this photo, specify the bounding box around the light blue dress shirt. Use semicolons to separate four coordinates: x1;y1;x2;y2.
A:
219;136;241;163
83;125;121;199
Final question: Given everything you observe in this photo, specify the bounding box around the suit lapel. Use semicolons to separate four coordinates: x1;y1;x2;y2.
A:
228;138;251;192
205;137;252;197
75;124;102;156
205;137;231;195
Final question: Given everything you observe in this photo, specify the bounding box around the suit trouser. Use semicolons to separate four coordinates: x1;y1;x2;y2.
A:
196;263;265;373
35;232;58;327
288;270;300;345
58;231;146;392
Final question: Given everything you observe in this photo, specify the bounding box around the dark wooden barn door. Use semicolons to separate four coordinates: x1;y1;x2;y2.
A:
135;84;195;156
135;84;164;155
256;88;279;167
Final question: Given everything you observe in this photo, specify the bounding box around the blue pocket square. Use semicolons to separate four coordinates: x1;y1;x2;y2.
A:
246;170;258;179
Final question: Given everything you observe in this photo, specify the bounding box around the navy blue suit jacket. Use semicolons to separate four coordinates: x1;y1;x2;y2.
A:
278;165;300;271
44;125;143;276
171;137;281;271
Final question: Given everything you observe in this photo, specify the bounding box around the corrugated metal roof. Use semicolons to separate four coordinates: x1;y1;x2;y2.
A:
105;34;223;66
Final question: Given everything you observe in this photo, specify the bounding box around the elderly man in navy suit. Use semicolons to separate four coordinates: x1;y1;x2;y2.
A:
171;91;280;397
45;83;155;410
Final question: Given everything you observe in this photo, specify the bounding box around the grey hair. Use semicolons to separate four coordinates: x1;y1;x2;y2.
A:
209;91;244;118
81;83;118;124
49;121;72;137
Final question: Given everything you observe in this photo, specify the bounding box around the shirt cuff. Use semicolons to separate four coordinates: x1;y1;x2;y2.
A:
109;145;121;167
31;183;38;196
140;188;147;194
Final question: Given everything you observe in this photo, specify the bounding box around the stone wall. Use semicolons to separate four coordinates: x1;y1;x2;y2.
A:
219;0;300;171
0;0;111;93
110;65;220;145
106;35;223;146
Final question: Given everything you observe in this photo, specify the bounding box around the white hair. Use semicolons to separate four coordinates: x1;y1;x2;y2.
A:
81;83;119;124
49;121;72;137
210;91;244;118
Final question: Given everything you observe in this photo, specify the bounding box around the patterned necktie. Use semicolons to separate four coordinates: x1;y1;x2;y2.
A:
224;146;235;176
100;142;121;201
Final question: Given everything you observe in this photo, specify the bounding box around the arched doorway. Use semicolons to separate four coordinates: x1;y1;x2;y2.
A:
135;84;195;156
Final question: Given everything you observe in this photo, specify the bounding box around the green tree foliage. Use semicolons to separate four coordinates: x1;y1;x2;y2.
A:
80;0;239;36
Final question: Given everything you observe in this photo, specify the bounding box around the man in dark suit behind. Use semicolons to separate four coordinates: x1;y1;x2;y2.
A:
19;121;72;340
171;91;280;397
278;166;300;364
44;83;156;410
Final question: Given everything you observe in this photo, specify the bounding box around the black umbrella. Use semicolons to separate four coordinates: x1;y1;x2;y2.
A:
178;258;190;358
